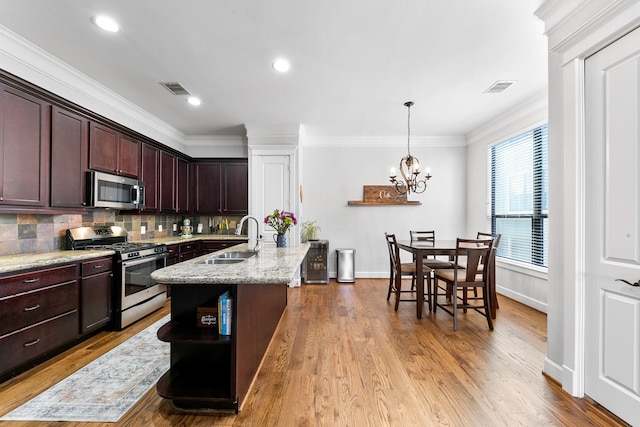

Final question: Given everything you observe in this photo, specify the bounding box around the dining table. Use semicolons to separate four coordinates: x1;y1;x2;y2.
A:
396;239;498;320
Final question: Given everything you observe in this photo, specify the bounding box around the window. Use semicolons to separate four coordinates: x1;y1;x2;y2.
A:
491;124;548;267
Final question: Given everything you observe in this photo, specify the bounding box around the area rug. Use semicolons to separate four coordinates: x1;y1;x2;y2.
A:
1;315;170;423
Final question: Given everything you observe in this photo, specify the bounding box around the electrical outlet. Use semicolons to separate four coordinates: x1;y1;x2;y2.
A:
141;225;146;234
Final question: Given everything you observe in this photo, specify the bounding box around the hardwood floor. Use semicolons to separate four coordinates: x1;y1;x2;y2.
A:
0;278;628;426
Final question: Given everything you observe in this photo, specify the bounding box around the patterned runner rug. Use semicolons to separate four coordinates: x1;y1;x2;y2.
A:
1;315;170;423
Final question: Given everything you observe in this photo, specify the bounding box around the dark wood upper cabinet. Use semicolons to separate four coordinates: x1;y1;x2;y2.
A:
190;161;247;215
191;162;222;214
117;134;140;178
159;151;189;213
140;143;159;212
176;157;189;213
222;162;248;215
0;83;50;208
88;122;139;178
50;106;88;209
159;151;176;212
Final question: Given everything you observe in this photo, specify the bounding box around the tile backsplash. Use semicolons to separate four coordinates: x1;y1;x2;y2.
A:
0;211;243;257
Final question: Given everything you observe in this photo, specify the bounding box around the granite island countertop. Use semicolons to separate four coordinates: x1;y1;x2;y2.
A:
151;243;310;285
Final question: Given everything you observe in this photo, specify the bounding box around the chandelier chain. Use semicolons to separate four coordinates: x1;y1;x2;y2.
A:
407;102;411;156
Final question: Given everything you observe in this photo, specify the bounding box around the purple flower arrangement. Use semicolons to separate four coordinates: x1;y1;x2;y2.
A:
264;209;297;234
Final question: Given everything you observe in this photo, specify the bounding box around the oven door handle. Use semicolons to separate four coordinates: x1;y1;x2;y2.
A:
121;253;167;268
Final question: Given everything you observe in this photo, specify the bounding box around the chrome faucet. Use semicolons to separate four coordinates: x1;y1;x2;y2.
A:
236;215;262;253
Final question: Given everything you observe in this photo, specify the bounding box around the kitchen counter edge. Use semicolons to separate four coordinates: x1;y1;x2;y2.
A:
0;249;116;275
151;243;310;285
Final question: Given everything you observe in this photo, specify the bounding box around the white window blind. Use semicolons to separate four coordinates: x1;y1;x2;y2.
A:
491;124;548;267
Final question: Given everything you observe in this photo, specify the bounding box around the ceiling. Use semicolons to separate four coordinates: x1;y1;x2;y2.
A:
0;0;547;139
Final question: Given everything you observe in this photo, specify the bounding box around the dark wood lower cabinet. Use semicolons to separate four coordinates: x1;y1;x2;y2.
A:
0;257;115;380
79;257;113;334
157;282;287;412
0;264;80;379
198;239;247;256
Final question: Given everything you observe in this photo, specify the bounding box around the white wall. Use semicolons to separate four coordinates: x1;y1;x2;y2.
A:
465;90;549;312
300;139;466;277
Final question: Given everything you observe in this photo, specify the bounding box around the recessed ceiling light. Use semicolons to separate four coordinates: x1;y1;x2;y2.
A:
187;96;201;106
91;15;120;33
272;58;291;73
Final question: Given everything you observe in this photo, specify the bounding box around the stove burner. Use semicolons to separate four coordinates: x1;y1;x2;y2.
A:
66;226;166;259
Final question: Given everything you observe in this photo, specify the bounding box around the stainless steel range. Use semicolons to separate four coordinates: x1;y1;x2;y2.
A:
67;226;168;330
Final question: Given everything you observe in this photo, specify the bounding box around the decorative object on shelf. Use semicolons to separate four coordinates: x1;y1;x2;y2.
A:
347;185;421;206
274;233;287;247
264;209;297;248
389;101;432;194
196;306;218;329
301;221;321;242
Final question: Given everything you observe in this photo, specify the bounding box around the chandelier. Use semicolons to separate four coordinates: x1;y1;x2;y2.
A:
389;101;432;194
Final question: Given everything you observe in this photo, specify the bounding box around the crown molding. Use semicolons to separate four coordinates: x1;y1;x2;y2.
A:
536;0;640;62
301;135;466;148
0;24;186;152
466;89;548;146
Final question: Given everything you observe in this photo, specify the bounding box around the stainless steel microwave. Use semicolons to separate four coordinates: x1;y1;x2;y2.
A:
87;171;145;210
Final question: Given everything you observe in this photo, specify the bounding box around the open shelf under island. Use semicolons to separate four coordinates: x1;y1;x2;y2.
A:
151;242;310;413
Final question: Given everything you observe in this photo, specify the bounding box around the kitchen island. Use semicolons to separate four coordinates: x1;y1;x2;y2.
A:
150;243;310;413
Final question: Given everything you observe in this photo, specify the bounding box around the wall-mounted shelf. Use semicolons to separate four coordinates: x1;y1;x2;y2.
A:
348;185;422;206
347;201;421;206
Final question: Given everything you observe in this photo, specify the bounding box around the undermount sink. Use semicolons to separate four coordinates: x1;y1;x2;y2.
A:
204;258;245;264
214;251;256;259
203;251;256;265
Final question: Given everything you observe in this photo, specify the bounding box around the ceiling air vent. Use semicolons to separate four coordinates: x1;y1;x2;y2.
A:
159;82;191;96
483;80;516;94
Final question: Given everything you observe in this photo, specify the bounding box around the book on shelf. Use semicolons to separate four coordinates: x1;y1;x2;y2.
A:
218;290;232;336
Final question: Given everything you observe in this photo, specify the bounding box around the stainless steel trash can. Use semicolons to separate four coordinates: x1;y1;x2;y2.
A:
336;248;355;283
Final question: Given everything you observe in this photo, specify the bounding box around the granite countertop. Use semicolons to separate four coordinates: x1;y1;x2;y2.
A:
151;243;310;285
0;234;249;275
0;249;115;275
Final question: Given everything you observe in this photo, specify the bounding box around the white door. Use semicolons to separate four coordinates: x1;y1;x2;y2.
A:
585;26;640;427
254;155;291;244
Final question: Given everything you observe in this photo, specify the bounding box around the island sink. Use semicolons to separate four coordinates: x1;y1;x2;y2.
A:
204;258;245;264
214;251;256;259
203;251;256;264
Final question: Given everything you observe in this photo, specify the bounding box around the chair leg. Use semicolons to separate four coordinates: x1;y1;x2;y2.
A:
394;274;402;311
484;286;494;330
432;277;439;313
387;267;393;300
452;282;458;330
425;273;431;312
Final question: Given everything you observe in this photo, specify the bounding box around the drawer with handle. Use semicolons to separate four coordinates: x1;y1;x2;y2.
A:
0;264;77;298
0;280;78;336
0;310;78;376
80;257;113;276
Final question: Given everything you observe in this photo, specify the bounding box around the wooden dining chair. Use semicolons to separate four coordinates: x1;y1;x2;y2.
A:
409;230;454;270
475;232;501;310
385;233;431;311
433;238;493;330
